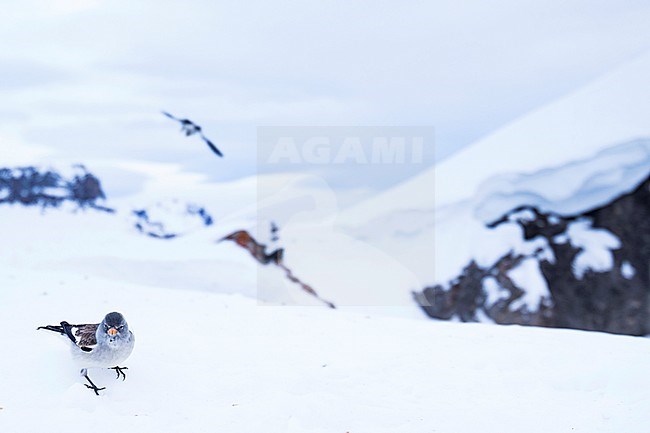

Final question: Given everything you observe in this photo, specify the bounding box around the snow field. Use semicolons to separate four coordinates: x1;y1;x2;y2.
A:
1;267;649;432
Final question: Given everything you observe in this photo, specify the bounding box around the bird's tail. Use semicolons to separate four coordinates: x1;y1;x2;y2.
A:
37;321;77;343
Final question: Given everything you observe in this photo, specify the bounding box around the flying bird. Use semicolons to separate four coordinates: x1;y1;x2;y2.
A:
162;111;224;157
38;312;135;395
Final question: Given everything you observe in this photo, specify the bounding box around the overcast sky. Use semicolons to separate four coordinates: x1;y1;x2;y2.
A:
1;0;649;194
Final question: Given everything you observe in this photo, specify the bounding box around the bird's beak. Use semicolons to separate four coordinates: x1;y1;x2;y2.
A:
107;328;118;336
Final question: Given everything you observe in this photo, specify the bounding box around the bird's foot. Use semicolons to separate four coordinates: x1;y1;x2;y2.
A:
109;366;129;381
84;383;106;395
82;371;105;395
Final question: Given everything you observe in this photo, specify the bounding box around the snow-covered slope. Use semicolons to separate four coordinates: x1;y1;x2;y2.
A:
471;138;650;222
341;51;650;224
1;161;648;431
6;52;648;318
282;51;650;313
3;53;649;315
1;51;649;433
2;265;650;432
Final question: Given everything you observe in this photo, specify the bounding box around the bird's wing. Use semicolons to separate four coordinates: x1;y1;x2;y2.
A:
201;135;224;157
38;321;99;352
162;111;180;122
72;323;99;351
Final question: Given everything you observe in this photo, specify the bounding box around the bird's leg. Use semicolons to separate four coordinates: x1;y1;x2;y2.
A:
81;369;105;395
109;366;129;381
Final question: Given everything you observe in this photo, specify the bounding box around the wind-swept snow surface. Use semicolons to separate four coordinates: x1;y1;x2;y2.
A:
1;198;648;432
2;270;650;433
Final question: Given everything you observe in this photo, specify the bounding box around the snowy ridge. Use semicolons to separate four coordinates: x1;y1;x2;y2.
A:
338;138;649;313
286;51;650;313
341;51;650;225
473;138;650;222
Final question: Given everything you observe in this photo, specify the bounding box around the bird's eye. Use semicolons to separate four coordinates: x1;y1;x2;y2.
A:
118;325;124;330
104;324;109;330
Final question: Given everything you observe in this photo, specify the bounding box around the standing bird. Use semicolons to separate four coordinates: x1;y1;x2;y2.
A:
38;312;135;395
162;111;224;157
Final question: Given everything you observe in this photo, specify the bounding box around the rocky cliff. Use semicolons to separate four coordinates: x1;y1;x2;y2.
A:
414;174;650;335
0;165;110;211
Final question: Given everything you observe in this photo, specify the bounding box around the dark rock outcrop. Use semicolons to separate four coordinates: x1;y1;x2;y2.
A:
132;203;213;239
220;230;335;309
414;174;650;336
0;165;111;211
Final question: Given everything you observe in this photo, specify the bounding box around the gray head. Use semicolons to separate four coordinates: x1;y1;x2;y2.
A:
100;312;129;343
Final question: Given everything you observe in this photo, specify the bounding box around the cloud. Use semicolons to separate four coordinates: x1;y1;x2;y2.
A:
0;59;71;90
0;0;649;189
